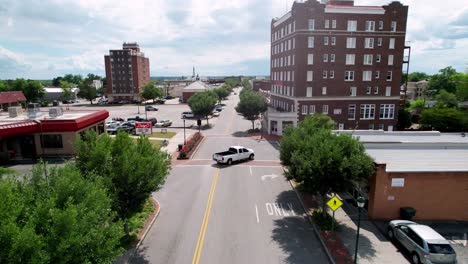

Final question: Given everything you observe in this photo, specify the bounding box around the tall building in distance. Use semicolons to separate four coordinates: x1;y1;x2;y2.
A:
104;42;150;103
266;0;409;135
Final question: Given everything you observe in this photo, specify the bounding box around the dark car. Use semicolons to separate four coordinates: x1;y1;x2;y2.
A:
164;95;174;100
145;105;158;111
155;99;166;104
127;116;145;122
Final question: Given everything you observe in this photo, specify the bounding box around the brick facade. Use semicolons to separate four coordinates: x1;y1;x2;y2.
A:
267;0;408;134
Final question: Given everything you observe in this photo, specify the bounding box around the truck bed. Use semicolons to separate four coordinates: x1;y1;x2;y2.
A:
214;151;236;156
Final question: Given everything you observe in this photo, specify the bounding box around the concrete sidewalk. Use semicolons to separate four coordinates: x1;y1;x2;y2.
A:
334;197;409;264
160;129;195;155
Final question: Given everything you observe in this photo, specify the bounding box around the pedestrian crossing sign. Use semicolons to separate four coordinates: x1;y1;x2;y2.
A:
326;195;343;211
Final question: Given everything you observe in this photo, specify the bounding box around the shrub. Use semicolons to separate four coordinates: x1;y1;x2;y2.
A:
312;210;340;231
178;132;202;159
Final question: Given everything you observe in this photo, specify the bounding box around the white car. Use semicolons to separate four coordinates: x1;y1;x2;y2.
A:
181;111;194;118
212;112;220;117
387;220;457;264
212;146;254;165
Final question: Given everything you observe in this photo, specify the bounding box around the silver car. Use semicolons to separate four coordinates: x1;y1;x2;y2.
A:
387;220;457;264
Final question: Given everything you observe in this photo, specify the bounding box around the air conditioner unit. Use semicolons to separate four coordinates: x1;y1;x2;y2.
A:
8;107;23;118
27;103;41;119
49;107;63;118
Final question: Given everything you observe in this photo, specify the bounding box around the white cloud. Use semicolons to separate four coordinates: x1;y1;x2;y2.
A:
0;0;467;78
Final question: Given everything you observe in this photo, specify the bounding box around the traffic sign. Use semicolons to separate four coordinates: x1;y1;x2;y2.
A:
135;122;152;135
326;195;343;211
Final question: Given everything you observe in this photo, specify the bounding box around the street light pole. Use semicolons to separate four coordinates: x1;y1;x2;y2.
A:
183;118;186;145
354;196;366;264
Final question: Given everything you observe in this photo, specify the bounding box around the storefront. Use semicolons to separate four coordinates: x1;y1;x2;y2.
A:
0;110;108;163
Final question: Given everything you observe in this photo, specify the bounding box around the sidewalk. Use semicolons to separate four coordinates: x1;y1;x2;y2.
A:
334;197;408;264
160;129;195;155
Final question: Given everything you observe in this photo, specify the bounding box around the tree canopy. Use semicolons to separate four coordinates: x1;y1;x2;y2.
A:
420;107;464;132
408;72;429;82
428;66;458;94
74;131;170;233
187;91;217;125
141;81;163;102
77;75;98;104
0;163;123;263
280;114;374;213
435;89;458;108
212;87;230;104
235;89;267;130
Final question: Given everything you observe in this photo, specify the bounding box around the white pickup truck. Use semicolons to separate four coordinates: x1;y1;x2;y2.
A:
212;146;255;165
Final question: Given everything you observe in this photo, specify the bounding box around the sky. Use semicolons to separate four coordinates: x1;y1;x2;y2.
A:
0;0;467;79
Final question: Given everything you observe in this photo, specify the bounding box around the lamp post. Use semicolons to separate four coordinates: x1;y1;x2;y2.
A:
354;196;366;264
183;118;186;145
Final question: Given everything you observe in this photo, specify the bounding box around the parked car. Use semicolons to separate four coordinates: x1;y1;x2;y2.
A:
154;120;172;128
155;99;166;104
106;123;135;135
212;146;254;165
164;95;174;100
212;112;220;117
181;111;194;118
145;105;158;111
127;116;145;122
387;220;457;264
98;98;108;105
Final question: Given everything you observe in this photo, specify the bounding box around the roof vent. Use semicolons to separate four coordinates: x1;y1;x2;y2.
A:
8;107;23;118
49;107;63;118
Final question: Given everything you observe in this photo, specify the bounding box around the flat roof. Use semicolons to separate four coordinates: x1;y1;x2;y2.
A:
0;110;93;125
336;130;468;145
367;149;468;172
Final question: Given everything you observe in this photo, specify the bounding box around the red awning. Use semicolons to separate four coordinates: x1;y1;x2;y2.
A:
0;121;39;138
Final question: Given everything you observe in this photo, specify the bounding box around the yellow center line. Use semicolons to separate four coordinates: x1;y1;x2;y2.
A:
192;168;219;264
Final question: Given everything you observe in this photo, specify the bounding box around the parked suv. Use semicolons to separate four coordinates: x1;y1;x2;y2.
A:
387;220;457;264
181;111;194;118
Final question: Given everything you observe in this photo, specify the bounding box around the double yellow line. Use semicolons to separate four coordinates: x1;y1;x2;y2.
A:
191;168;219;264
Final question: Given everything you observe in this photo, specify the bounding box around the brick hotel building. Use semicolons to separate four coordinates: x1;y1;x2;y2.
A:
266;0;409;135
104;43;150;103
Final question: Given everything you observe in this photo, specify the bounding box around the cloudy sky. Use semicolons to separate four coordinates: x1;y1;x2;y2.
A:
0;0;467;79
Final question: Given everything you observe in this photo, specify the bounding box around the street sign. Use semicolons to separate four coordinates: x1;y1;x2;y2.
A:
326;195;343;211
135;122;152;135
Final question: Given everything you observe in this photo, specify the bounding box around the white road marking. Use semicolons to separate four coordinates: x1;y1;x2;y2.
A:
255;204;260;223
261;174;279;181
249;166;252;176
265;202;296;216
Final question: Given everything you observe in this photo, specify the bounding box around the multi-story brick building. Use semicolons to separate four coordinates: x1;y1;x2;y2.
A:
104;43;150;103
265;0;408;135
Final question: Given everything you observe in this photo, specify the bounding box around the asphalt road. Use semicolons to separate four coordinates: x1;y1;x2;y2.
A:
131;88;330;264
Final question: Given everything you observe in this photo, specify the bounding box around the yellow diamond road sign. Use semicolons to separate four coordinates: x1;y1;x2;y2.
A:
327;195;343;211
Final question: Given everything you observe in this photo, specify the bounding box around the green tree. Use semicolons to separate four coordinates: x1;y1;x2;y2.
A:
74;131;170;235
188;91;217;125
428;66;458;94
280;115;374;215
420;107;463;132
0;163;124;263
435;89;458;108
235;89;268;130
60;80;74;102
408;72;430;82
453;73;468;101
0;81;7;92
77;78;97;104
213;87;229;104
141;81;163;102
397;108;412;130
23;80;45;103
62;74;83;86
224;77;241;87
409;98;426;111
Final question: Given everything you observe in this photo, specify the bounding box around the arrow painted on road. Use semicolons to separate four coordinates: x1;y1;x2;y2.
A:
261;174;279;181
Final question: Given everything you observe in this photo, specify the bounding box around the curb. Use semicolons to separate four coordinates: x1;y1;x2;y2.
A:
288;180;336;264
126;198;161;264
136;198;161;249
189;135;207;160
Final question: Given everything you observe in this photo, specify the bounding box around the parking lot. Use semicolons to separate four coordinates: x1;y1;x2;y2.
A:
68;98;219;129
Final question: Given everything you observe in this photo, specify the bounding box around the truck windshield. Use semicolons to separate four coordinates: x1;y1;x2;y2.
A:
228;148;238;153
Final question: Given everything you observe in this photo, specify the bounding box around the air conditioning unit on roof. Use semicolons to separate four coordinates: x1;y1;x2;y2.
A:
8;106;23;118
49;107;63;118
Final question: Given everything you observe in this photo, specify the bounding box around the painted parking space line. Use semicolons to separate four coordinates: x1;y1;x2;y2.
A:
255;204;260;223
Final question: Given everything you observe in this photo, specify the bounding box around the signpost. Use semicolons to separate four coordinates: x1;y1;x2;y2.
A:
326;195;343;237
135;122;152;135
